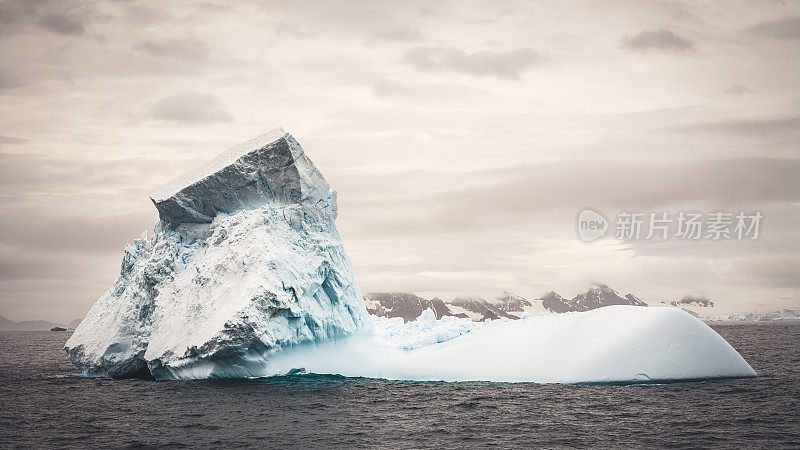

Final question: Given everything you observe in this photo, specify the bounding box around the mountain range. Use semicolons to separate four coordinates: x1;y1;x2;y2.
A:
15;286;790;328
366;283;649;322
363;293;465;322
0;316;81;331
662;295;716;308
540;283;647;313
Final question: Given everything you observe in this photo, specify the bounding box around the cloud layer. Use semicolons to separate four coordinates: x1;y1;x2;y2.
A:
404;47;542;78
620;28;694;53
0;0;798;320
150;92;234;124
748;16;800;41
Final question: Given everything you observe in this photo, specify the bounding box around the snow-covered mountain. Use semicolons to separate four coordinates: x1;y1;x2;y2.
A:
494;291;533;312
663;295;716;308
364;293;465;322
539;283;647;313
365;291;543;322
537;291;569;312
449;297;521;321
65;128;369;379
365;285;651;322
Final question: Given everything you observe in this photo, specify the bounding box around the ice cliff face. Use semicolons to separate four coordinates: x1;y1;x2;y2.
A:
65;128;369;379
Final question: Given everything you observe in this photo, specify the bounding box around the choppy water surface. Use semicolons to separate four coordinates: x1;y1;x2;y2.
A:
0;323;798;449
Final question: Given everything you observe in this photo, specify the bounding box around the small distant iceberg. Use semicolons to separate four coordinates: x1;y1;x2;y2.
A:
65;128;756;383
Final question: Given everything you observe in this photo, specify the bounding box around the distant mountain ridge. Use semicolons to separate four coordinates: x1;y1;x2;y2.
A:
363;293;467;322
365;292;537;322
663;295;715;308
538;284;647;313
364;284;661;322
449;296;521;321
0;316;81;331
493;292;533;312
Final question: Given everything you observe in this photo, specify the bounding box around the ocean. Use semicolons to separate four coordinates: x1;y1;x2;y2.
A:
1;323;798;449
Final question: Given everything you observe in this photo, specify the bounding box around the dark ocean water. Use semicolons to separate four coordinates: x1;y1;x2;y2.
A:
0;323;798;449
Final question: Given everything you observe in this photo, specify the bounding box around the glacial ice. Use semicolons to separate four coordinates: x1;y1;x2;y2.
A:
65;128;369;379
263;306;757;384
65;127;756;384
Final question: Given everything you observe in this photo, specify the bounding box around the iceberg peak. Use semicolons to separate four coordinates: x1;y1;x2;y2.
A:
150;127;335;228
66;129;368;379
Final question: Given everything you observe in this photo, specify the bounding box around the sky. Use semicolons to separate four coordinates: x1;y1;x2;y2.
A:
0;0;798;321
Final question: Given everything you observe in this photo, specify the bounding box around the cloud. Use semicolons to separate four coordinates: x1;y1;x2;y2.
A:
419;7;437;17
732;257;800;288
36;12;85;35
723;84;756;96
149;92;234;124
0;0;797;318
368;27;423;43
674;116;800;139
0;135;30;147
620;28;694;53
371;78;480;100
404;46;542;79
748;16;800;41
274;22;318;39
0;211;154;256
0;68;26;90
133;37;211;61
0;1;39;37
0;153;185;198
339;157;800;239
0;150;179;320
0;0;91;39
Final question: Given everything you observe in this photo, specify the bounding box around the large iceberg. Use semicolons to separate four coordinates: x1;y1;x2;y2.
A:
65;128;370;379
66;128;756;383
264;306;756;383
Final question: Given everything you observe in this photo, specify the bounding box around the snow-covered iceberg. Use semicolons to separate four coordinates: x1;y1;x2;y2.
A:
65;128;756;383
264;306;757;383
65;128;370;379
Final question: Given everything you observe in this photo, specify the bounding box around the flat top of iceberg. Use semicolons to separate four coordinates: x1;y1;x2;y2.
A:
150;127;288;202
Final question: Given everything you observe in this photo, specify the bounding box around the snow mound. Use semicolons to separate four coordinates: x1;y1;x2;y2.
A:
261;306;756;383
65;128;369;379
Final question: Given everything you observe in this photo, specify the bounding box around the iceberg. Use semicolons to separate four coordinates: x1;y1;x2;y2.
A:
265;306;757;383
65;128;756;383
65;128;369;379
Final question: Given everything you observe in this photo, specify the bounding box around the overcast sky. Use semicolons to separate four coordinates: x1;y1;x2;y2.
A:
1;0;798;321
